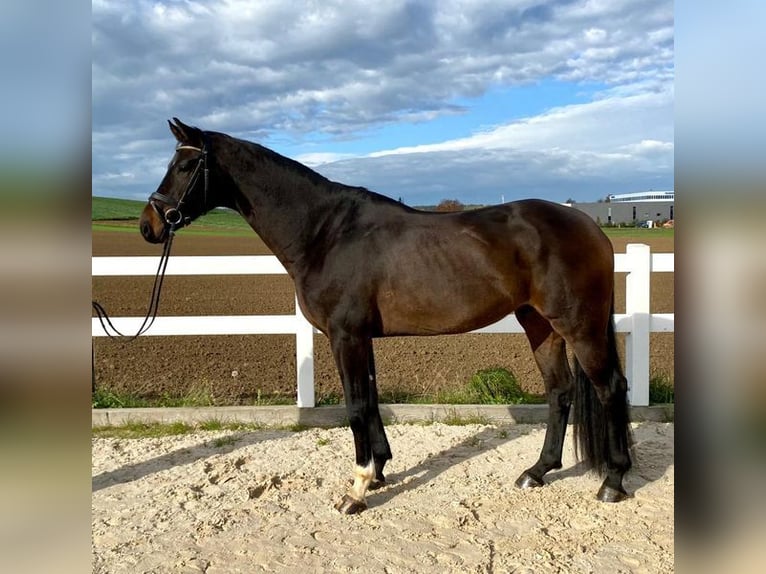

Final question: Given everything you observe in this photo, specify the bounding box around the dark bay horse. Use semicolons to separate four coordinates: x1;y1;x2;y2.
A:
140;118;633;513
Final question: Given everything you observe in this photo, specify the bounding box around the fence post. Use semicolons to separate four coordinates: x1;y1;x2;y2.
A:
294;295;315;407
625;243;651;406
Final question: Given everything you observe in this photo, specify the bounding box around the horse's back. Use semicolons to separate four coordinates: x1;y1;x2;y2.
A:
362;200;610;336
449;199;613;277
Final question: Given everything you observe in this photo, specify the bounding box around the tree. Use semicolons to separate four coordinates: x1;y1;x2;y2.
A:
435;199;464;212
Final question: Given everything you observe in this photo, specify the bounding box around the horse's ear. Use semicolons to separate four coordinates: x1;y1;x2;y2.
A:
168;117;203;147
168;118;186;143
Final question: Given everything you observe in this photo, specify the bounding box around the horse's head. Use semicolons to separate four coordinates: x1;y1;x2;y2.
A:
139;118;210;243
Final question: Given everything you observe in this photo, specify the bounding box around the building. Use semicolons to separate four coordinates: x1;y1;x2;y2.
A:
568;191;674;226
607;191;674;203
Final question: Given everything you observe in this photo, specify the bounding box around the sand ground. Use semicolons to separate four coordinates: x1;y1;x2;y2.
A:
92;421;673;573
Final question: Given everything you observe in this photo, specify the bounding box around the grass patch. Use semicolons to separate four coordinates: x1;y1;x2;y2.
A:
91;387;217;409
92;421;193;439
92;420;266;439
92;387;153;409
649;373;675;404
251;391;295;406
316;368;545;406
461;367;545;405
92;196;145;220
92;385;298;409
441;410;492;426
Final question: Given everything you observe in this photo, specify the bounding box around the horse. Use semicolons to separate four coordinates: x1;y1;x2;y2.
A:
140;118;633;514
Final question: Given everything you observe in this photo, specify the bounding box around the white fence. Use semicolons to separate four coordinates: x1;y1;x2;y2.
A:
92;243;674;407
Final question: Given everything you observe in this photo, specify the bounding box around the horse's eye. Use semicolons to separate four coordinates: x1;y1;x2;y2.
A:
178;159;195;172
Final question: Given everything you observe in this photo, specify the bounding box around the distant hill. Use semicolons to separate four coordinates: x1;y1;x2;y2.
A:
92;196;146;220
91;196;251;232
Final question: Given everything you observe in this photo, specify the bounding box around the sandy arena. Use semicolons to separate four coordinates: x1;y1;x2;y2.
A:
92;420;673;573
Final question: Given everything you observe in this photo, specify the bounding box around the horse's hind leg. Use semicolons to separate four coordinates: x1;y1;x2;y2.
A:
514;305;573;489
568;323;633;503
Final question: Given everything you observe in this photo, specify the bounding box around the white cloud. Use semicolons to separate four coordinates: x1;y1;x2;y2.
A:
294;152;358;167
317;85;673;203
364;85;672;157
93;0;673;135
92;0;674;203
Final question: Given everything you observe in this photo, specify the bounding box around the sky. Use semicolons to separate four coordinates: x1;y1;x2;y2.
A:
92;0;674;206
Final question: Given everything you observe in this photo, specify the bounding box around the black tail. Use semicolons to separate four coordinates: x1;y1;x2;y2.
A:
573;307;633;475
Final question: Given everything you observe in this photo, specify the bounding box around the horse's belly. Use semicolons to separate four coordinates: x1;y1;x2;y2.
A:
377;288;514;336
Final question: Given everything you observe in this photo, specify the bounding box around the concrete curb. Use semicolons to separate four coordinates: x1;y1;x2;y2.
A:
93;404;673;428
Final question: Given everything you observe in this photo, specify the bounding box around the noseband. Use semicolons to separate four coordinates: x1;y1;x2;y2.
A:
149;144;209;233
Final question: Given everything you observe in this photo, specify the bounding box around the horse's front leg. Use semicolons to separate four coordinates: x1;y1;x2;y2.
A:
330;331;378;514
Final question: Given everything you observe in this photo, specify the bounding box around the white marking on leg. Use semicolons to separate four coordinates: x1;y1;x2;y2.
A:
349;460;375;502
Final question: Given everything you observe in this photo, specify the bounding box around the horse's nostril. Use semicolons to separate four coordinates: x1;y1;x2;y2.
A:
141;221;151;239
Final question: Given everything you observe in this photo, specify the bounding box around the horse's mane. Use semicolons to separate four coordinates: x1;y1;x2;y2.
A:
212;131;406;208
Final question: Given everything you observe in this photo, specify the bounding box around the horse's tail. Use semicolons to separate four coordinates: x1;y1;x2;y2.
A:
573;302;633;475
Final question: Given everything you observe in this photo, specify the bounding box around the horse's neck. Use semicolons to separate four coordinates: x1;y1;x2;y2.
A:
224;148;348;271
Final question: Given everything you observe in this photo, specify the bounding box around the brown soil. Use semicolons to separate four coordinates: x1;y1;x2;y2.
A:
92;226;674;404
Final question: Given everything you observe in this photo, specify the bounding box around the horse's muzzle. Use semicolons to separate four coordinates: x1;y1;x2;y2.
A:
139;204;167;244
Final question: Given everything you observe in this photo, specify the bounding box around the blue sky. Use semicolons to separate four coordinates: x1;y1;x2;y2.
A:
92;0;674;206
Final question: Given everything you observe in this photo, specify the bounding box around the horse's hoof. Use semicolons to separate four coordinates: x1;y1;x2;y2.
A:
346;478;386;491
515;471;544;489
596;484;632;503
335;494;367;514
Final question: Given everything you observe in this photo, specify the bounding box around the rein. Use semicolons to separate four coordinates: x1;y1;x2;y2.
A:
92;142;208;341
91;231;175;340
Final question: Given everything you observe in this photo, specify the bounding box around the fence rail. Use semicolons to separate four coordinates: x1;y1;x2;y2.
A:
93;243;673;407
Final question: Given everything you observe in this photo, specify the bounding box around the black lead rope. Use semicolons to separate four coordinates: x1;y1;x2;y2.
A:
92;231;176;394
92;230;176;341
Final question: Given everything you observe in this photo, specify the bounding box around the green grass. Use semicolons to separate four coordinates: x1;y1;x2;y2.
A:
92;387;154;409
92;196;146;220
95;366;668;411
466;367;542;404
314;367;546;406
92;372;674;438
94;367;545;410
92;384;218;409
601;227;674;239
92;195;252;235
649;373;675;404
441;410;492;426
92;421;193;439
93;385;300;409
92;420;293;439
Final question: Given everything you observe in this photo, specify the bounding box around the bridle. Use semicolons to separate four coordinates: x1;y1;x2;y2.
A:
149;143;209;233
92;141;210;341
